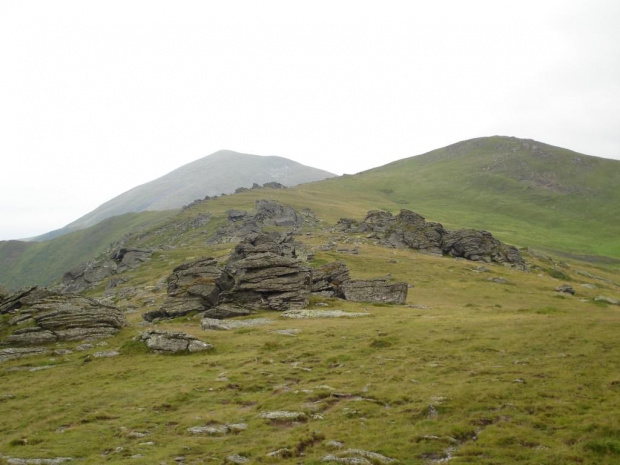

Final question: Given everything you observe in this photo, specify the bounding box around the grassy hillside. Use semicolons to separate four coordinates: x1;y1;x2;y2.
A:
1;205;620;464
0;211;173;290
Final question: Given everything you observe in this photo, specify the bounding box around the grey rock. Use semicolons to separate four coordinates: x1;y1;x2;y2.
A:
201;317;272;330
281;309;370;319
581;283;597;289
0;287;126;346
139;330;213;354
311;261;350;298
225;455;249;464
556;284;575;295
0;347;49;363
5;458;74;465
93;350;120;358
341;279;407;304
258;410;307;421
322;456;371;465
594;296;619;305
442;229;526;270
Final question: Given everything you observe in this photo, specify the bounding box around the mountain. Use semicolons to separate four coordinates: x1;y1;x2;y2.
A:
33;150;336;241
1;136;619;290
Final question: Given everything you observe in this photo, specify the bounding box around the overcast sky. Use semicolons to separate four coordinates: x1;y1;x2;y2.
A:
1;1;619;240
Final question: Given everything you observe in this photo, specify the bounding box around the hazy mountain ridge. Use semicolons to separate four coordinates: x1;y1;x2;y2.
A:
33;150;336;241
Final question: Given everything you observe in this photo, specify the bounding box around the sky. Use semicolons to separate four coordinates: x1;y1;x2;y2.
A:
1;1;619;240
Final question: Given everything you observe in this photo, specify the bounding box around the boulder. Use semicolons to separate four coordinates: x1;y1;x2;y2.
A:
311;261;350;298
341;279;408;304
138;330;213;353
556;284;576;295
0;287;126;346
441;229;526;270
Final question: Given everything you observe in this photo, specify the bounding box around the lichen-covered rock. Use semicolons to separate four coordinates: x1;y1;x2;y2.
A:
143;258;223;321
139;330;213;353
341;279;408;304
441;229;526;269
0;287;126;346
311;261;350;298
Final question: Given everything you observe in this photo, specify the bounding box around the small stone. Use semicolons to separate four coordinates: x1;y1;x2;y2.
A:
225;455;249;464
280;310;370;319
326;440;344;449
76;344;94;351
93;351;119;358
258;410;307;421
594;296;619;305
556;284;575;295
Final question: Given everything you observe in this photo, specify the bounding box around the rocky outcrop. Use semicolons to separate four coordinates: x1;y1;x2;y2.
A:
138;330;213;353
0;287;126;346
145;231;312;321
341;279;408;304
143;258;223;321
216;231;312;312
338;209;526;270
208;200;317;244
311;261;350;298
61;246;155;294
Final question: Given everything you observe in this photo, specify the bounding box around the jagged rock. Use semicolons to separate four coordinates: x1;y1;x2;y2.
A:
0;287;126;346
201;317;272;330
556;284;575;295
341;279;407;304
208;200;317;244
218;232;312;312
144;258;223;321
339;209;526;269
311;261;350;298
139;330;213;353
442;229;526;269
61;246;155;294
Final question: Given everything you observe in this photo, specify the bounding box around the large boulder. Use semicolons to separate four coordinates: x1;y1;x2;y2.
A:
0;287;127;346
441;229;526;270
311;261;350;298
341;279;408;304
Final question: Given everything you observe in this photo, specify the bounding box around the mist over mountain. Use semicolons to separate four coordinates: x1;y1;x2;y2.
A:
33;150;335;241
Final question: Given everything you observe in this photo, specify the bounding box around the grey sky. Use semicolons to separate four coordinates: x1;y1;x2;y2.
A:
1;0;619;240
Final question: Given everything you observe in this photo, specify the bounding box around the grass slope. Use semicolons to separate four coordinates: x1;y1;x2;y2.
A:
0;211;173;290
1;210;620;464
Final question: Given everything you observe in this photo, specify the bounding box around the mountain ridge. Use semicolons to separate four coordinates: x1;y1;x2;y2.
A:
32;150;335;241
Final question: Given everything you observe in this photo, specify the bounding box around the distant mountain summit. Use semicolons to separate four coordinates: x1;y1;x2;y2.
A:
35;150;335;241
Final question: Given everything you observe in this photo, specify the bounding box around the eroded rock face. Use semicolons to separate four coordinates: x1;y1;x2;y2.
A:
139;330;213;353
208;200;317;244
311;261;350;298
338;209;526;270
341;279;408;304
0;287;126;346
218;231;312;311
61;247;155;294
143;258;223;321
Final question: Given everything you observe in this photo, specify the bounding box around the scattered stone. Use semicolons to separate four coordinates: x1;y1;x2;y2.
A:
139;330;213;354
326;441;344;449
258;410;307;421
487;277;508;284
0;347;49;363
556;284;575;295
187;423;247;435
322;455;371;464
280;310;370;319
0;287;126;346
5;458;73;465
225;455;249;464
273;328;301;336
342;449;398;464
594;296;619;305
201;317;272;331
341;279;407;304
267;448;293;458
93;351;119;358
76;344;94;351
581;283;597;289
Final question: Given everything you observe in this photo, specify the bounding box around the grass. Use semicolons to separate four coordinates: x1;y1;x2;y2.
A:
1;215;620;464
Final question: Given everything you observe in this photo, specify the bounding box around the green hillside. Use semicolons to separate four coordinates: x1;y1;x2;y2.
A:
1;136;618;291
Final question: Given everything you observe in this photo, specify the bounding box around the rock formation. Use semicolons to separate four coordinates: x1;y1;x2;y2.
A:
138;330;213;353
0;287;126;346
341;279;408;304
338;209;526;270
61;247;155;294
311;261;350;298
208;200;318;244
